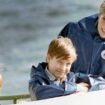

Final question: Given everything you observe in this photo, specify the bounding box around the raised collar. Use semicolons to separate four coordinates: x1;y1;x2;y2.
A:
45;67;56;81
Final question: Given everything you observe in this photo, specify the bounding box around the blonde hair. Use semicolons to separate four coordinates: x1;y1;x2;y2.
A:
100;0;105;14
47;36;77;63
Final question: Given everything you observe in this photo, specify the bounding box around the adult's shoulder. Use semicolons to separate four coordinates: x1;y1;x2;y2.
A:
79;14;98;22
59;21;80;37
64;14;98;31
59;14;98;37
78;14;98;32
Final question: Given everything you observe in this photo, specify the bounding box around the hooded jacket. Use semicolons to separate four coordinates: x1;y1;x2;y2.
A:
29;62;105;100
29;62;77;100
59;14;105;78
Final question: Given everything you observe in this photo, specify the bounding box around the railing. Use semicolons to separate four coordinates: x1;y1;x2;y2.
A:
0;94;30;104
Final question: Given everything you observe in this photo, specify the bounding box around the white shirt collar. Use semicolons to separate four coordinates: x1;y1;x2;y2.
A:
45;67;67;86
45;67;56;81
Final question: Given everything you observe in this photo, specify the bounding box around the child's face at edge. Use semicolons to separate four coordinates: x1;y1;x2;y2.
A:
47;55;72;79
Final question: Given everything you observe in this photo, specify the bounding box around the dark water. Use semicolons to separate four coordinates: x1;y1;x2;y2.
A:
0;0;103;104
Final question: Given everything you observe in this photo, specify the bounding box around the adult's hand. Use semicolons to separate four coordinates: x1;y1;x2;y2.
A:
77;82;89;92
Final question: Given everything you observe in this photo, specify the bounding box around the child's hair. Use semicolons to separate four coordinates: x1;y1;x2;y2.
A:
47;36;77;63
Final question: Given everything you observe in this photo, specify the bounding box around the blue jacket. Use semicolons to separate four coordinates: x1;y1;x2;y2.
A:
29;62;77;100
29;62;105;100
59;14;105;77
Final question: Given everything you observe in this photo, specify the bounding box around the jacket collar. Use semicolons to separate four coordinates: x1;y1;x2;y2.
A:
31;62;49;80
45;68;56;81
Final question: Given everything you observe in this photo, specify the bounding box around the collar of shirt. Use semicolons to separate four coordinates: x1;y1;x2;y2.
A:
45;67;68;87
45;68;61;86
45;67;56;81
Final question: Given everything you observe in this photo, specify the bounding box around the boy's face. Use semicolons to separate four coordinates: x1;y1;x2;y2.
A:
47;55;72;79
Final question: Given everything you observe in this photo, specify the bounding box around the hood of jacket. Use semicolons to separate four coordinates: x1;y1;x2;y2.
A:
30;62;50;83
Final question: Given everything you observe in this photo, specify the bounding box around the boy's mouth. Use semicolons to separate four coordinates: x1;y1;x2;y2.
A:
56;70;65;74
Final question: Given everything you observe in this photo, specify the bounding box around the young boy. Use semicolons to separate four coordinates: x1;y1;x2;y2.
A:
29;37;89;100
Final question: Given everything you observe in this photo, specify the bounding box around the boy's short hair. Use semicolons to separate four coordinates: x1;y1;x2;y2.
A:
100;0;105;14
47;36;77;63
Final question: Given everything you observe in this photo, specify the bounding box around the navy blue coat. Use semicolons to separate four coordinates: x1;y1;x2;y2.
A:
29;62;105;100
59;14;105;78
29;62;77;100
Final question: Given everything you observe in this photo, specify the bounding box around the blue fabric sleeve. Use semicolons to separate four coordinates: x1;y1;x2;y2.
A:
88;76;105;91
